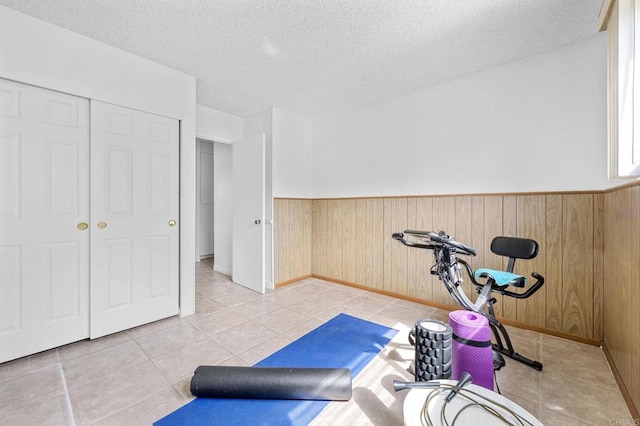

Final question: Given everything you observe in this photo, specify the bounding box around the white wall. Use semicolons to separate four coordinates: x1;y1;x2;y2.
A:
196;104;244;143
312;35;609;198
0;5;198;316
273;108;313;198
214;142;233;275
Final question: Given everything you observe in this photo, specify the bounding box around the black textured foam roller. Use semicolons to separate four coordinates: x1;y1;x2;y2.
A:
413;319;452;381
190;366;352;401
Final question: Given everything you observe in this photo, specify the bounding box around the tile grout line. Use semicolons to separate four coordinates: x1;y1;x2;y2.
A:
58;363;77;426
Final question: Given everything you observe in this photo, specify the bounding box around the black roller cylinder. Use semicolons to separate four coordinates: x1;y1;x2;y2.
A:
190;366;352;401
413;319;452;381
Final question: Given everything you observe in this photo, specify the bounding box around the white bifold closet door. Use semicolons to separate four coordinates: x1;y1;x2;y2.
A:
90;101;179;338
0;78;90;363
0;80;180;363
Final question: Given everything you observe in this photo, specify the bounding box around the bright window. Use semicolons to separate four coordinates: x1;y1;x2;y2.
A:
601;0;640;178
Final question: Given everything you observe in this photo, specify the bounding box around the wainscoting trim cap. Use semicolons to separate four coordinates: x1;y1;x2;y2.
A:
309;189;604;201
603;178;640;194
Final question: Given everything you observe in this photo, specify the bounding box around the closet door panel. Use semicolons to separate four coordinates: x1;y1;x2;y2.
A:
0;78;89;363
90;101;179;338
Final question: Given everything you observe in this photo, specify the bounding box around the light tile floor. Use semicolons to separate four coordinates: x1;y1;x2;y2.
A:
0;258;633;425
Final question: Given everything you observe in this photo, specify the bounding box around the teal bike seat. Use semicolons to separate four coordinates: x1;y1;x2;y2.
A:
474;268;526;288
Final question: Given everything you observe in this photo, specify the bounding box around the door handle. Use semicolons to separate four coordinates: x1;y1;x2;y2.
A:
97;222;107;229
255;219;261;225
77;222;88;231
168;219;176;227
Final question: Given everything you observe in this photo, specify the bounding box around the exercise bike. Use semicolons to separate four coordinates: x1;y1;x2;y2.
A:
392;230;544;371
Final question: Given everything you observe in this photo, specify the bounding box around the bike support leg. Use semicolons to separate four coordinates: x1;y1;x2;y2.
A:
485;300;543;371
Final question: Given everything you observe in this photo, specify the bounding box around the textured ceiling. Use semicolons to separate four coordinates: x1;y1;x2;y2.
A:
0;0;602;118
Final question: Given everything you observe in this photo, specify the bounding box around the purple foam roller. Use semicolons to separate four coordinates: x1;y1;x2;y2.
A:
448;310;494;391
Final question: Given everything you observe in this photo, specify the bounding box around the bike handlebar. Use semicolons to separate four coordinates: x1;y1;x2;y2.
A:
394;230;476;256
392;233;436;250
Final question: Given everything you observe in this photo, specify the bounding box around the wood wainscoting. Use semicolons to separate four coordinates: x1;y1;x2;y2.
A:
273;198;312;285
276;186;639;417
603;182;640;418
275;192;604;341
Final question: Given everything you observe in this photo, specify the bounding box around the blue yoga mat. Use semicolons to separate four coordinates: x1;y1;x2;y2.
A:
155;313;398;426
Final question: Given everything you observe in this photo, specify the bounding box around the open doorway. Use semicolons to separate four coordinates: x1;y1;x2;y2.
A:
195;138;233;275
197;139;214;261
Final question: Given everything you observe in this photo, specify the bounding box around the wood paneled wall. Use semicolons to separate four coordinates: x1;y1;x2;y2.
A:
604;183;640;416
276;188;640;416
273;199;312;284
309;194;603;340
275;193;604;340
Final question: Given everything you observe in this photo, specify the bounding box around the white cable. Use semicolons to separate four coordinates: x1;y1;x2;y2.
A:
419;383;535;426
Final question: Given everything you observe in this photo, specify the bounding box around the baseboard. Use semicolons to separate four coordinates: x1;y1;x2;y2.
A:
311;273;453;309
311;274;601;347
213;265;231;275
276;274;313;289
496;317;600;346
602;342;640;421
